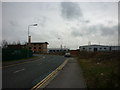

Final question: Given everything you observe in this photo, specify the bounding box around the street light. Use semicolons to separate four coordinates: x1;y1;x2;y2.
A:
58;37;62;51
28;24;37;37
27;24;37;57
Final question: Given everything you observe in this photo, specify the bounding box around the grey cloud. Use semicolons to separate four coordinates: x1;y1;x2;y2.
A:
31;29;59;42
9;21;17;26
34;16;47;27
71;24;118;38
100;25;118;36
72;30;83;37
9;20;20;27
83;20;90;23
61;2;82;20
71;27;83;37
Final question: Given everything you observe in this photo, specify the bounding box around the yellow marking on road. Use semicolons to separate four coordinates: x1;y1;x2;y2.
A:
31;59;68;90
1;57;42;68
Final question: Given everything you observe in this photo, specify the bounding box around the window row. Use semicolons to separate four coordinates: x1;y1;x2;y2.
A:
82;48;107;50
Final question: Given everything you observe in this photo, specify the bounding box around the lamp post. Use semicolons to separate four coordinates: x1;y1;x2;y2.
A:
58;37;62;51
28;24;37;38
27;24;37;58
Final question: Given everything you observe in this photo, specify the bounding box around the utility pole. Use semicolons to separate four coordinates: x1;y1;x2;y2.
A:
27;24;37;58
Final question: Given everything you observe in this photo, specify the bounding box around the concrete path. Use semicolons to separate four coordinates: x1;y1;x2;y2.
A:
45;58;86;88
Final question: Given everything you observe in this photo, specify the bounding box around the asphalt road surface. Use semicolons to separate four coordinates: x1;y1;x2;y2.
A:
2;54;66;88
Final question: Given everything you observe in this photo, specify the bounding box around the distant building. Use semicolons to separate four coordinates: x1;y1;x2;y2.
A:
27;36;48;53
48;48;69;53
110;46;120;51
79;45;120;52
8;36;49;53
70;49;79;56
28;42;48;53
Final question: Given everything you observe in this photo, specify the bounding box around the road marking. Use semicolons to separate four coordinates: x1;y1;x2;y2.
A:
31;59;69;90
13;68;25;73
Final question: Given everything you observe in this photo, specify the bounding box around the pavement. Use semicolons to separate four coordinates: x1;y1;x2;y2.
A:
2;55;66;88
45;58;86;88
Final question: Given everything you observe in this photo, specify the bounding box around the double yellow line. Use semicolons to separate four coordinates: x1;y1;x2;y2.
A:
31;59;68;90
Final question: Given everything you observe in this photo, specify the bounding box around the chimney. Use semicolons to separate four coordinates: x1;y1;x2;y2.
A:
28;36;31;44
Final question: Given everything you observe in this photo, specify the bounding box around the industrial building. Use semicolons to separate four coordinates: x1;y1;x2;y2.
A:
48;48;69;53
79;45;120;52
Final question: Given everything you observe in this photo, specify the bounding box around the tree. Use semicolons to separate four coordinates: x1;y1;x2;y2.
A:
12;41;16;45
17;40;21;45
2;40;8;48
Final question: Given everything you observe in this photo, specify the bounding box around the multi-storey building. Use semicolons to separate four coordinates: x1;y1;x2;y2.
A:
28;36;48;53
28;42;48;53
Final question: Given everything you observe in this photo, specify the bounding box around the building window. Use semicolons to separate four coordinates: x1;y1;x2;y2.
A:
49;50;52;52
83;48;85;49
100;48;102;49
104;48;106;49
34;47;36;49
39;47;41;49
29;47;31;49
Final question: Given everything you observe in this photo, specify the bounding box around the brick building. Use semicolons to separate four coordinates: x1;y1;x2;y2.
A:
28;42;48;53
70;50;79;56
28;36;48;53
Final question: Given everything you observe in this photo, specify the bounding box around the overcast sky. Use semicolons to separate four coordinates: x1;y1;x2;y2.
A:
2;1;118;49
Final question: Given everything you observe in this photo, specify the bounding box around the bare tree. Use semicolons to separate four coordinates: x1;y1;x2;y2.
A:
12;41;16;45
2;40;8;48
17;40;21;45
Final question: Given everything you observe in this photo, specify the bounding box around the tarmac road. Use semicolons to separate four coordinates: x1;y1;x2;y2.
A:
2;54;66;88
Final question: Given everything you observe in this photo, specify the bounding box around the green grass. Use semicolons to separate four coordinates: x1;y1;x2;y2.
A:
76;52;120;88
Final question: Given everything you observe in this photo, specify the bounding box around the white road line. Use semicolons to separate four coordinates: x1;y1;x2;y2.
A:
13;68;25;73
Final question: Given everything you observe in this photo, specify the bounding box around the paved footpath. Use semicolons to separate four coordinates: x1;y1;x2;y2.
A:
45;58;86;88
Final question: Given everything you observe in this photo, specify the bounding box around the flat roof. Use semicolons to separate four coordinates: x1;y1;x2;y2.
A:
79;45;120;47
30;42;49;44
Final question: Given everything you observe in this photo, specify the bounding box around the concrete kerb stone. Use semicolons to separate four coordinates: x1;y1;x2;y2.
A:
31;58;69;90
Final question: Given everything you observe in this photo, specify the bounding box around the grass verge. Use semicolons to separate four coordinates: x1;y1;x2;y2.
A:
76;52;120;88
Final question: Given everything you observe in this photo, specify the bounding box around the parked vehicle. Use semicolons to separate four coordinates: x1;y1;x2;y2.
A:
64;52;71;57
